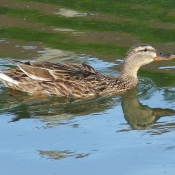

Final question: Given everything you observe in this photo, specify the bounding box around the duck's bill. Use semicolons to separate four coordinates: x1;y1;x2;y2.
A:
154;51;175;61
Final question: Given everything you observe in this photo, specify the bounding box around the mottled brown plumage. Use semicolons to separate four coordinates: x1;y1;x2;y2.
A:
0;44;174;98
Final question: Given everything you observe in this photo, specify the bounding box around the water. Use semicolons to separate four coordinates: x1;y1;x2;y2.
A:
1;56;175;175
1;0;175;174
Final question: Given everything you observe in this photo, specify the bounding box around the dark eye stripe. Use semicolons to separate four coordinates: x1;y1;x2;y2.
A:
138;49;155;53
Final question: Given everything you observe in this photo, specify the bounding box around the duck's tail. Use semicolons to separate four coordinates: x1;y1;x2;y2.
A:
0;71;19;85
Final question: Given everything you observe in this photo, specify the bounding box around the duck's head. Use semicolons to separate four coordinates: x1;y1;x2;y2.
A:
121;44;175;77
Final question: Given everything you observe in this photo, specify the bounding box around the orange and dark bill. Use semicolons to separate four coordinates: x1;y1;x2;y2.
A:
154;51;175;61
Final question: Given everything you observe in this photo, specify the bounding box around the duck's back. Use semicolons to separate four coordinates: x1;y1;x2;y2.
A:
0;61;137;98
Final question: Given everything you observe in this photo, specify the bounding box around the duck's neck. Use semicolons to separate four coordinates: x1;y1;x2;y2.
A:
116;61;139;91
119;60;139;79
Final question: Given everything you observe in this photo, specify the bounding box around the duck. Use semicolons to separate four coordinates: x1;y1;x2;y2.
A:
0;44;174;98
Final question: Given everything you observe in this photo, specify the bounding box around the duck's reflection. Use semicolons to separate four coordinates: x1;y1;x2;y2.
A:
0;87;120;125
38;150;90;160
121;89;175;129
0;87;174;130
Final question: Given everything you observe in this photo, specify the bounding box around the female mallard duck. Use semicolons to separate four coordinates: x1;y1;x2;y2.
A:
0;44;174;98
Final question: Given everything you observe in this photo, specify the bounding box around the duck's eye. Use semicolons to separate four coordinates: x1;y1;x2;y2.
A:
144;48;147;52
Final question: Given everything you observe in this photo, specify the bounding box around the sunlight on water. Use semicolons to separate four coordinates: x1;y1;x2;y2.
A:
55;8;87;17
159;65;175;70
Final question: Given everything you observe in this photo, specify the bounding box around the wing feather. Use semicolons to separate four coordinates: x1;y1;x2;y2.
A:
17;64;53;81
16;61;98;81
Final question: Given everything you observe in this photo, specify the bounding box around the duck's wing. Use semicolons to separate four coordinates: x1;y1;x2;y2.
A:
16;61;98;81
0;61;117;97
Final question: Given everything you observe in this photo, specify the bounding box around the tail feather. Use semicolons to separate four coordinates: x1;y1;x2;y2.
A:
0;72;19;85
